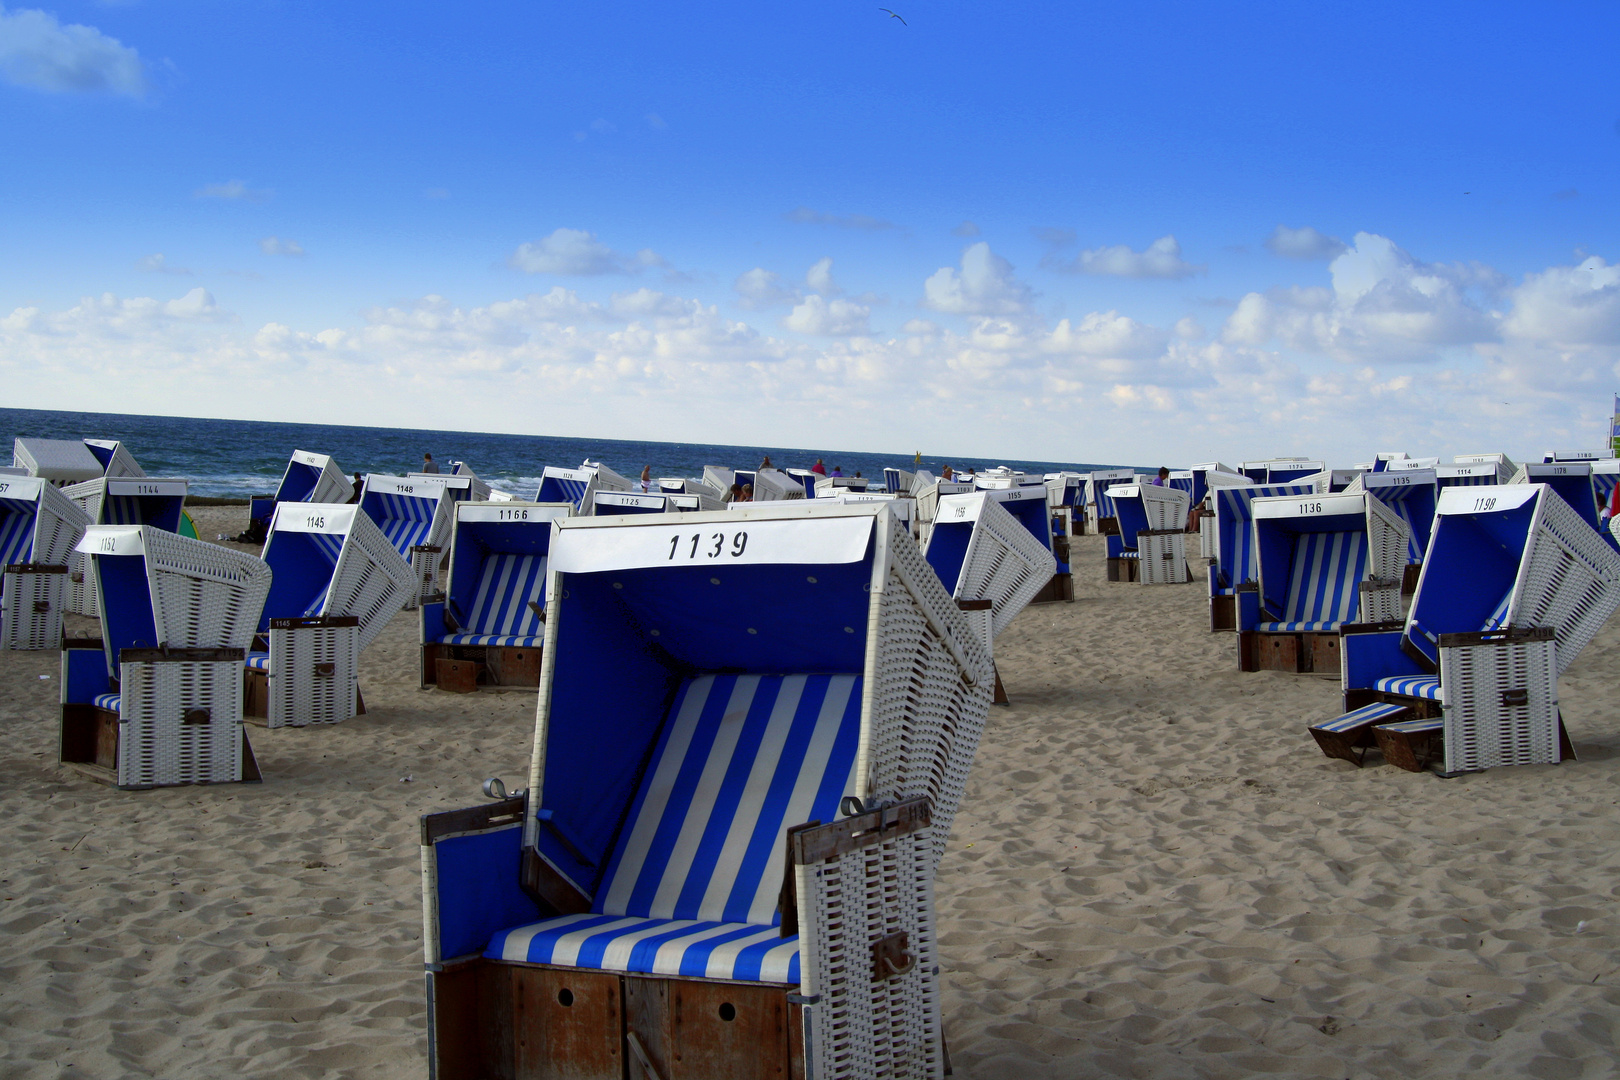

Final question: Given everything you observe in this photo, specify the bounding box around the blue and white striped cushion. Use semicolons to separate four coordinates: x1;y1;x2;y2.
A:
93;693;121;712
457;553;546;641
1375;675;1442;700
101;495;145;526
1277;531;1367;627
363;491;438;555
1379;716;1443;734
1257;620;1343;632
1311;701;1407;734
537;476;589;508
1213;483;1313;590
245;652;270;671
0;499;36;568
486;673;863;981
442;632;544;647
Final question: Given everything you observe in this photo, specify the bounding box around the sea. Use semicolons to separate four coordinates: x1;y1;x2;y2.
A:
1;407;1129;499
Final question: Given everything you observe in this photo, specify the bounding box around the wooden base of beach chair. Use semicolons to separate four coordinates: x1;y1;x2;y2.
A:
1029;573;1073;604
424;644;544;692
487;646;543;686
1106;557;1139;582
435;657;483;693
428;958;807;1080
59;703;262;788
1373;718;1443;772
1210;594;1235;632
993;663;1009;706
1241;631;1340;674
1401;563;1422;595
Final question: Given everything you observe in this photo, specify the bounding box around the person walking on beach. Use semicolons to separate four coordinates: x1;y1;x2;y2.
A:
640;465;652;492
811;458;826;476
421;453;440;474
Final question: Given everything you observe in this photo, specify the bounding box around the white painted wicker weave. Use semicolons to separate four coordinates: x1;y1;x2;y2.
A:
11;438;103;484
269;504;414;652
1440;635;1559;773
754;467;807;501
929;493;1058;640
265;621;359;728
1199;515;1216;560
117;658;245;787
83;439;145;479
1139;531;1189;584
1;480;89;649
64;477;189;617
1499;487;1620;675
1138;484;1190;531
1362;493;1411;622
2;568;68;650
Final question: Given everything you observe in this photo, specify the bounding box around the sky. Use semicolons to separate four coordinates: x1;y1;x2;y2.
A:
1;1;1618;467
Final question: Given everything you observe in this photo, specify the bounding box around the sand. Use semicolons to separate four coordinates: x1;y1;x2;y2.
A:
3;507;1619;1079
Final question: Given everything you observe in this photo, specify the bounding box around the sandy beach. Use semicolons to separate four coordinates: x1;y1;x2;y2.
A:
3;505;1619;1079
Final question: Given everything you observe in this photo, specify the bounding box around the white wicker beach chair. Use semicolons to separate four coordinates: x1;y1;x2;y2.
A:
1509;462;1604;537
884;466;915;494
62;476;189;617
432;462;492;501
0;477;90;650
1337;484;1620;773
1206;482;1313;630
360;473;472;608
748;467;807;501
419;502;991;1080
82;439;146;478
277;450;354;504
1346;469;1439;587
1239;491;1409;674
924;490;1057;662
248;503;413;727
657;477;726;511
420;501;572;690
11;438;105;485
59;526;271;788
1105;483;1192;584
1086;468;1137;535
591;490;669;516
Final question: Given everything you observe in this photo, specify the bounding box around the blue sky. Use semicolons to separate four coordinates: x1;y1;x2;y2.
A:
2;1;1618;466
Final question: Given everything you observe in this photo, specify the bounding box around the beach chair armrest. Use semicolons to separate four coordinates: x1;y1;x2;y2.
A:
420;796;541;966
1341;628;1420;691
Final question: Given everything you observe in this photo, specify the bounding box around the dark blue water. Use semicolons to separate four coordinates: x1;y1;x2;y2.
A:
2;408;1127;499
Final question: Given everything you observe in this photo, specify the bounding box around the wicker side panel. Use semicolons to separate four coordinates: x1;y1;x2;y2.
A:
117;659;244;787
144;530;273;649
797;829;943;1080
35;481;90;566
328;513;414;652
957;498;1058;639
311;459;355;505
1518;491;1620;674
1;569;66;650
406;548;439;610
1199;516;1216;560
1441;638;1559;773
873;521;994;867
67;549;98;617
1364;493;1412;618
1138;532;1188;584
266;623;359;728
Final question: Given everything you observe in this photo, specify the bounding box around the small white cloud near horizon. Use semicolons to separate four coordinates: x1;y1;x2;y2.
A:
1051;235;1201;279
259;236;304;257
195;179;272;202
924;242;1034;317
0;5;144;96
733;267;796;309
136;253;189;275
783;294;870;336
1265;224;1347;260
806;257;840;296
509;227;667;277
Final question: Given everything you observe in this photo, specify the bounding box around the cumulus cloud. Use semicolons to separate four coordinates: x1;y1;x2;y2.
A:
136;253;189;275
0;5;144;96
196;179;272;202
259;236;305;257
1048;235;1202;279
1264;224;1347;260
923;242;1034;317
1500;257;1620;346
806;257;840;296
784;206;897;232
783;294;870;336
733;267;796;309
508;228;666;276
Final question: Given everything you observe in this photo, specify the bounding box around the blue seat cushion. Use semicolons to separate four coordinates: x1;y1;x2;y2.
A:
1312;701;1407;734
245;652;270;671
442;633;545;648
1375;674;1442;701
1257;620;1344;632
487;913;800;983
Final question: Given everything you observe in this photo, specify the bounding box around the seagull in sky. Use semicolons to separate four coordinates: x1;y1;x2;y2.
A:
880;7;907;25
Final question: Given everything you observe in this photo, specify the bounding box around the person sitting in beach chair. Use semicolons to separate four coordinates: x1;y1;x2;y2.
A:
419;501;572;691
1328;484;1620;773
0;476;90;651
418;501;991;1080
247;503;414;728
1237;489;1409;675
59;526;271;789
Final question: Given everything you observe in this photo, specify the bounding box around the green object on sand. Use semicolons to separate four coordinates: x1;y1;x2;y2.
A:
180;509;200;540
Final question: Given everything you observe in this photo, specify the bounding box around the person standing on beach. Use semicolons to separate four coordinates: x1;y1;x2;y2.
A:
941;464;954;480
759;454;773;470
640;465;652;492
811;458;826;476
347;474;363;503
421;453;440;474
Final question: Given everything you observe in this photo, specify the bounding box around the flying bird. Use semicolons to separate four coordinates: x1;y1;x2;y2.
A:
880;7;907;24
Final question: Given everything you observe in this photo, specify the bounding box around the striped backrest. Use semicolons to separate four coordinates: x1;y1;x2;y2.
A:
537;474;589;509
1278;531;1368;624
362;490;438;554
1213;483;1313;588
596;674;862;926
301;532;346;616
1384;500;1426;563
463;552;547;636
0;498;36;567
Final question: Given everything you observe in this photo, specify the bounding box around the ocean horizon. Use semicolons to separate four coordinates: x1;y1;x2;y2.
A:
2;406;1135;499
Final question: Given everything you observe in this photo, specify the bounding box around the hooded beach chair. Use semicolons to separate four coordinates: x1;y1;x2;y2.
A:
251;450;354;536
0;476;90;650
59;526;271;788
884;466;915;494
1542;449;1612;464
1347;469;1438;591
658;478;726;511
247;503;413;727
1238;490;1409;674
1452;453;1515;482
360;473;473;608
1191;464;1253;558
592;491;669;516
913;477;973;547
1105;483;1192;584
1333;484;1620;773
82;439;146;479
1206;482;1314;631
1087;469;1137;535
428;462;492;502
419;501;572;690
832;490;917;540
754;467;808;500
11;438;105;486
419;502;991;1080
1509;462;1604;539
63;476;189;617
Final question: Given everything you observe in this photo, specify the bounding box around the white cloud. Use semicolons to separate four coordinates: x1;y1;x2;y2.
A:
783;294;870;336
1052;235;1202;279
0;5;143;96
1265;224;1346;260
508;228;666;276
609;287;691;321
923;242;1033;317
259;236;305;257
195;179;272;202
1499;257;1620;346
733;267;796;309
136;253;189;275
805;257;840;296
